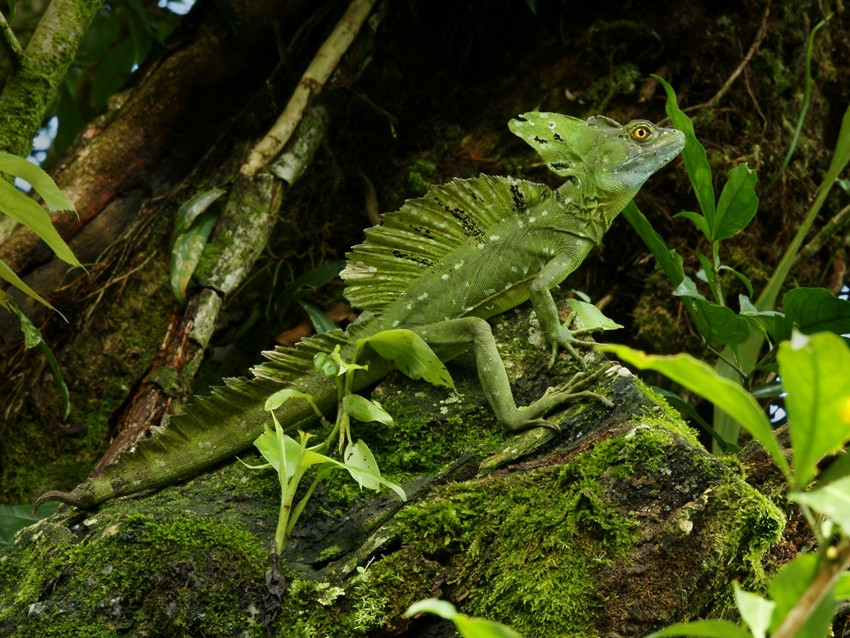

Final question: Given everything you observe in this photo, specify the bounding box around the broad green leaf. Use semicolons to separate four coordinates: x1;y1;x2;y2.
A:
655;76;715;221
0;152;75;211
768;553;834;637
720;266;753;298
672;276;706;301
0;502;60;548
253;421;328;479
405;599;522;638
778;331;850;487
675;211;711;238
265;387;316;412
783;287;850;340
622;201;687;286
816;450;850;486
599;344;790;480
299;301;336;334
566;299;623;331
343;439;381;490
713;165;758;240
341;440;406;499
171;188;225;242
362;329;455;391
790;476;850;532
733;582;774;638
170;209;218;304
738;297;784;343
0;179;80;267
644;619;752;638
693;249;717;290
343;394;393;425
0;257;55;311
672;294;751;346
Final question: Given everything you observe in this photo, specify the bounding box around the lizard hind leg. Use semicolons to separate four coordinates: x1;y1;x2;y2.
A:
414;317;611;433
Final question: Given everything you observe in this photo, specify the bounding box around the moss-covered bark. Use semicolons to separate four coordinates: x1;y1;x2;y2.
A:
0;0;103;156
0;305;784;637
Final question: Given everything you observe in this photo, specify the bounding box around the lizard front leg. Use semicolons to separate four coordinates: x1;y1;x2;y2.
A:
414;317;608;432
529;252;599;369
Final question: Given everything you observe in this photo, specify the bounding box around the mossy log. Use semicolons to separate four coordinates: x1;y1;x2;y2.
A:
0;304;785;637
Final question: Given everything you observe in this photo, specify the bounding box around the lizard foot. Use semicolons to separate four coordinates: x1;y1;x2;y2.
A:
503;365;614;432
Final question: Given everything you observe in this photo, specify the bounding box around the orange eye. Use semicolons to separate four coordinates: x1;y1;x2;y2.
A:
633;126;650;141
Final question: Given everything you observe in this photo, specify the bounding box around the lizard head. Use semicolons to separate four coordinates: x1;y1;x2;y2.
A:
509;112;685;217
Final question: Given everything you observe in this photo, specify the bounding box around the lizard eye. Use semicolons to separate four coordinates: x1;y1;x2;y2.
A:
632;125;651;141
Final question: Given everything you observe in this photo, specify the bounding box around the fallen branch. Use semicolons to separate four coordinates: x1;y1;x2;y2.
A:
240;0;379;177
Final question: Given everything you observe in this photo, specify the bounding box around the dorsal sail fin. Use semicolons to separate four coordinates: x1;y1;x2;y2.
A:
341;174;556;311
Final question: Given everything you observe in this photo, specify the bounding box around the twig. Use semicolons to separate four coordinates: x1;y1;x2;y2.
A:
793;200;850;268
681;1;770;113
240;0;379;177
772;542;850;638
0;10;23;65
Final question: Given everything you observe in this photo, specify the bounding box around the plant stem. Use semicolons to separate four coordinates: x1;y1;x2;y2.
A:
772;541;850;638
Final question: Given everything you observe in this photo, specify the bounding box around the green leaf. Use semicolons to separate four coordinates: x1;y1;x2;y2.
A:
265;387;316;412
599;344;790;480
170;209;218;304
0;258;56;311
768;553;834;637
672;276;706;301
836;572;850;600
778;331;850;487
655;387;741;453
0;152;75;211
674;210;711;238
565;299;623;331
343;394;393;425
0;179;80;267
362;329;455;391
713;165;758;240
6;299;70;418
171;188;225;242
341;440;406;499
655;76;715;221
673;295;751;346
720;266;754;299
299;301;336;334
253;425;328;479
330;344;368;376
644;619;752;638
783;287;850;340
622;201;687;287
693;249;717;290
790;476;850;532
0;502;60;549
733;582;774;638
405;599;522;638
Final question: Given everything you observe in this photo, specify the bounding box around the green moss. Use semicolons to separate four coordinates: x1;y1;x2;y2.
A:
0;500;267;637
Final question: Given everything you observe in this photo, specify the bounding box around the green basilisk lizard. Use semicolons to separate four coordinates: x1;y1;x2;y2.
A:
36;112;684;510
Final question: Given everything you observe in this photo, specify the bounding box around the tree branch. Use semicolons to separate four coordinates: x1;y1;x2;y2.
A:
0;10;23;66
240;0;379;177
0;0;102;155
